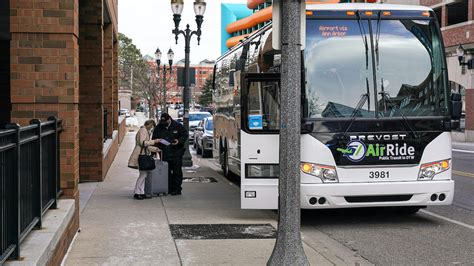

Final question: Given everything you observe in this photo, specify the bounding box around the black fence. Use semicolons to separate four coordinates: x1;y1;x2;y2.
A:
0;117;62;263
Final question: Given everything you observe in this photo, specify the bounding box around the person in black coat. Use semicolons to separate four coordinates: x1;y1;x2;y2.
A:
152;113;188;195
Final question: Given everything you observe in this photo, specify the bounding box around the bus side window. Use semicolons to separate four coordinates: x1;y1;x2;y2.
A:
248;82;262;115
247;81;280;131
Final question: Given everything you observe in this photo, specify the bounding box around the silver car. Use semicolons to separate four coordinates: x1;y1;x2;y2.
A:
188;111;212;143
194;117;213;158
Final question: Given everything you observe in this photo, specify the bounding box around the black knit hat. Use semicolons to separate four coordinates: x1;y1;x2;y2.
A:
160;113;172;122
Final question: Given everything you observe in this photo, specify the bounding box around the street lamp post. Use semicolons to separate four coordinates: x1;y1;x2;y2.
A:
170;0;206;167
155;47;174;115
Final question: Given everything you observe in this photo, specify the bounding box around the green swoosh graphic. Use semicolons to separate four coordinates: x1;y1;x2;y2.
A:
337;148;352;154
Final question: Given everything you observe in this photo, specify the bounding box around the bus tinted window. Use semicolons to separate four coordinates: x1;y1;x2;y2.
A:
305;19;376;118
374;19;448;117
247;81;280;131
305;18;448;118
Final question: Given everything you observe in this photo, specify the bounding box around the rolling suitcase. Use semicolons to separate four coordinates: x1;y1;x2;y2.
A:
145;158;168;196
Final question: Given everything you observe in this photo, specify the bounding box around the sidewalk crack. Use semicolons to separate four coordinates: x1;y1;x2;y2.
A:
161;197;183;266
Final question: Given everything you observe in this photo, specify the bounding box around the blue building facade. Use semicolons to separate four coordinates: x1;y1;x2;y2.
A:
221;3;252;54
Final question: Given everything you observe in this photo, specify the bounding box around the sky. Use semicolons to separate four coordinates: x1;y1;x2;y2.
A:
119;0;247;64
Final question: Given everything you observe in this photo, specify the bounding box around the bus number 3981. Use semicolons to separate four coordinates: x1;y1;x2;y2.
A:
369;171;390;179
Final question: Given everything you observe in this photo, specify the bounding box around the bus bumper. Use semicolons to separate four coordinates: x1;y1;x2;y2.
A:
300;180;454;209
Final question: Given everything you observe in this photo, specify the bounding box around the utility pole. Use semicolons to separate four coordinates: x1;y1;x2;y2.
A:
162;67;167;112
268;0;309;265
130;66;133;92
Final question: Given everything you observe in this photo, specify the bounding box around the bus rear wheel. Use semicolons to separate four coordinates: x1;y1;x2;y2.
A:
221;147;229;177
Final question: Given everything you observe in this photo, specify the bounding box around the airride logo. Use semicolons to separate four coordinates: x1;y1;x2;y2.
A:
337;140;366;162
337;135;416;162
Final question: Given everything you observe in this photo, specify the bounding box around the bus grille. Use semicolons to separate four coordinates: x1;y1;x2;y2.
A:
345;195;413;203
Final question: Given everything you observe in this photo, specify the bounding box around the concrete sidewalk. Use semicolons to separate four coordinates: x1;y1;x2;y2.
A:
452;140;474;151
64;132;370;265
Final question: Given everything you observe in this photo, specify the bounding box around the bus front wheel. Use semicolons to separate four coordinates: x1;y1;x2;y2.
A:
396;206;423;215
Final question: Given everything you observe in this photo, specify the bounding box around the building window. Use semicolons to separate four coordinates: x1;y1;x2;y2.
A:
433;8;442;26
447;1;468;26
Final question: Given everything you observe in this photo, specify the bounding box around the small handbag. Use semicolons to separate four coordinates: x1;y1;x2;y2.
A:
138;141;156;171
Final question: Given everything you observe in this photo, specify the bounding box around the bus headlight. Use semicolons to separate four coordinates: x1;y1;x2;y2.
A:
418;159;450;180
301;162;338;183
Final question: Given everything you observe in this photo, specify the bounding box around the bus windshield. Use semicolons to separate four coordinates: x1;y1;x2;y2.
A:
304;17;449;119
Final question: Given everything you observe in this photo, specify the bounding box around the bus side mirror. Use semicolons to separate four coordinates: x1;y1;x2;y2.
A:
451;93;462;119
450;93;462;130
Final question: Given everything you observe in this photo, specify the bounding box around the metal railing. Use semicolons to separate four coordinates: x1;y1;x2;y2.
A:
0;117;62;263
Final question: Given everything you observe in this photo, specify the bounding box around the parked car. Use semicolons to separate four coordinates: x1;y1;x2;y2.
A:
200;107;214;115
119;108;130;117
194;117;213;157
188;111;212;143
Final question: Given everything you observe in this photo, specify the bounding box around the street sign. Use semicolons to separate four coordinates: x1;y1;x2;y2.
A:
272;0;306;50
177;67;196;86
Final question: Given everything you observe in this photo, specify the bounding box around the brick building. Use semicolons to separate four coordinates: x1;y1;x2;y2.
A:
146;58;214;106
195;59;215;94
398;0;474;141
0;0;120;262
192;59;215;107
146;59;181;105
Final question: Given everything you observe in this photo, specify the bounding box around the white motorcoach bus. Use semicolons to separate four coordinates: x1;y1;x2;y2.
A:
212;3;462;212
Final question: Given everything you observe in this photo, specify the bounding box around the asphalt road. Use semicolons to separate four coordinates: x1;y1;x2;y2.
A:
301;149;474;265
206;145;474;265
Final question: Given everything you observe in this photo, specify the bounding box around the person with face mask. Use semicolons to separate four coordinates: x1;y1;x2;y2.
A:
128;119;161;200
152;113;188;195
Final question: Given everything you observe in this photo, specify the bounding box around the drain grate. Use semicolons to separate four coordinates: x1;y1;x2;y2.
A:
169;224;276;240
183;177;218;183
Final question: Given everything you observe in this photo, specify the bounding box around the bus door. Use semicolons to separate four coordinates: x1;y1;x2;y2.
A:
241;73;281;209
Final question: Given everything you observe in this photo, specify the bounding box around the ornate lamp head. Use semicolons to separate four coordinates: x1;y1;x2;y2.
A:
167;48;174;67
171;0;184;15
155;48;162;66
193;0;206;16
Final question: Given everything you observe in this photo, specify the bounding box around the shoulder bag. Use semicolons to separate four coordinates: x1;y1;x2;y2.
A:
138;141;156;171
